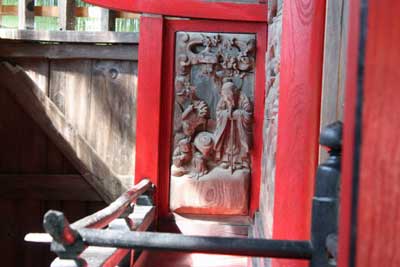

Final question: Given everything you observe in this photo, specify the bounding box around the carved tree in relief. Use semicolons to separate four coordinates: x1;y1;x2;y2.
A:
170;32;256;215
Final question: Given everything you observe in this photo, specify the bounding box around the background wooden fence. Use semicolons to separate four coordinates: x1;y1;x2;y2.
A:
0;0;139;31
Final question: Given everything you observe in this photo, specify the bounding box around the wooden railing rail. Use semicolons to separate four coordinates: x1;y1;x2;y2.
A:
71;179;152;229
32;179;155;267
35;122;342;267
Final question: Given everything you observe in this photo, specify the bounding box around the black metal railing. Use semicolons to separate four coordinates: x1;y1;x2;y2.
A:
37;121;342;267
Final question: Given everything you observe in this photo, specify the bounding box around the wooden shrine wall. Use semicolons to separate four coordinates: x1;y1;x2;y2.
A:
0;36;139;184
0;36;138;266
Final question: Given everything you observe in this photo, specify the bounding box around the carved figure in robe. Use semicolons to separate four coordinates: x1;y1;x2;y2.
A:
213;81;252;171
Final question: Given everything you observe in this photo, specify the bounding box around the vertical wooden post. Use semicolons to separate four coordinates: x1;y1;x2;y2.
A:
134;14;164;214
272;0;326;266
18;0;34;30
107;10;116;31
58;0;75;30
98;8;113;31
319;0;347;162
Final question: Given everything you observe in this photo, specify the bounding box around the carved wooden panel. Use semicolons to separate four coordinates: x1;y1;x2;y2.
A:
170;32;256;215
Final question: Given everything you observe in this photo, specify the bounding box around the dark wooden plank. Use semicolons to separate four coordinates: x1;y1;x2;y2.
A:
0;89;20;173
62;200;88;223
0;175;102;201
0;199;17;266
0;62;129;202
86;201;107;214
21;199;44;267
11;60;50;174
18;0;34;30
108;10;117;31
0;29;139;43
58;0;76;30
0;42;138;60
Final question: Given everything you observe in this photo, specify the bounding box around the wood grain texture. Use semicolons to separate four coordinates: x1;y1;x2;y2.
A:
84;0;267;22
134;15;164;207
0;29;139;43
337;0;360;266
89;60;137;177
355;0;400;266
0;42;138;60
319;0;345;161
58;0;76;30
0;174;102;200
18;0;34;30
0;62;127;202
159;19;266;218
273;0;326;266
170;172;250;215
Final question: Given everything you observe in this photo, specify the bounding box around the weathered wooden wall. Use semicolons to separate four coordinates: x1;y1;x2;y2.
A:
0;87;106;267
0;35;138;266
0;36;139;184
251;1;282;267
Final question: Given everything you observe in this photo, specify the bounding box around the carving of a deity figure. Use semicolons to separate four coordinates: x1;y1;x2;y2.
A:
214;81;253;171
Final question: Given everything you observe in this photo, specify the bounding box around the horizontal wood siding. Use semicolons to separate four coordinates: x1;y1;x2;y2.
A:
0;41;137;266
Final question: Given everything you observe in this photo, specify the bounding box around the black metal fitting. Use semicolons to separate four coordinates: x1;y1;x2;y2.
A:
310;121;342;267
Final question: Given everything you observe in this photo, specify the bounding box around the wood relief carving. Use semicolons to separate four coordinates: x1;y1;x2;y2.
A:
170;32;256;215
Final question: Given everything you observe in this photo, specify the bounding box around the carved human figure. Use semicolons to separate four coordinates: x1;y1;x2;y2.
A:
180;87;209;137
172;138;193;176
213;81;252;171
191;152;208;179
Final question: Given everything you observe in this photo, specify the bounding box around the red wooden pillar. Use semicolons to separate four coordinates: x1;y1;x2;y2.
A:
272;0;326;266
339;0;400;266
134;15;164;194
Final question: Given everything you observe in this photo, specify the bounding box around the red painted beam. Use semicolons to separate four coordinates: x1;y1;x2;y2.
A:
272;0;326;266
134;15;164;205
83;0;267;22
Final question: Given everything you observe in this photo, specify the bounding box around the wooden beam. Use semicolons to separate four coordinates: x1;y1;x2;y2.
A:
319;0;345;162
83;0;267;22
135;15;163;214
108;10;116;31
18;0;34;30
99;7;110;32
58;0;75;30
272;2;326;267
0;174;102;201
0;61;130;203
0;42;138;60
0;29;139;43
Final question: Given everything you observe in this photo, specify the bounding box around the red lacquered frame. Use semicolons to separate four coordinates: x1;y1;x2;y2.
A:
136;18;266;219
84;0;267;22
